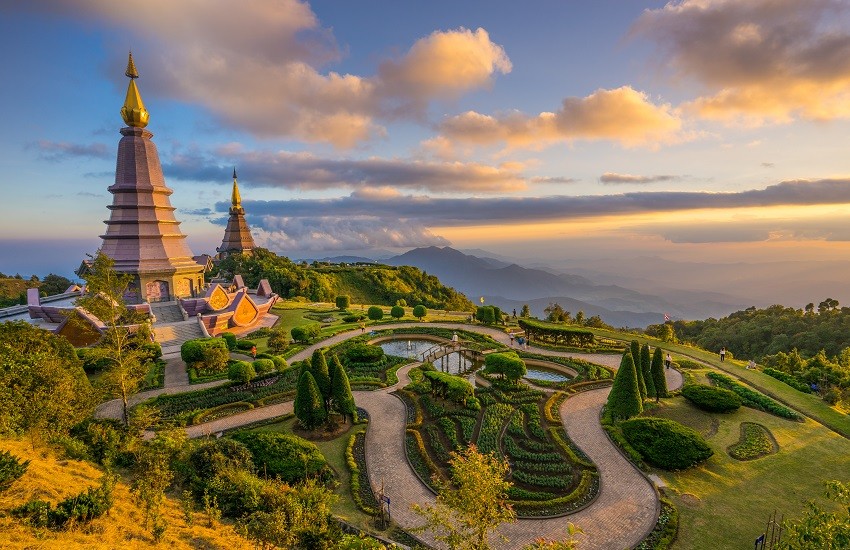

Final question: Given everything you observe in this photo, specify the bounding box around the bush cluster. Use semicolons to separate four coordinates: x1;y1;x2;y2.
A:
707;372;801;420
0;450;30;492
220;332;237;350
12;474;115;529
291;324;320;344
681;384;742;412
230;431;329;483
620;417;713;470
228;361;256;384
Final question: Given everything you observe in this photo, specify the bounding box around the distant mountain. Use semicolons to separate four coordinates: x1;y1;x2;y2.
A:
386;246;747;326
484;295;662;329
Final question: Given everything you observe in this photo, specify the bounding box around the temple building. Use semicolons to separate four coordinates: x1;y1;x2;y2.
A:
216;168;257;259
77;53;205;304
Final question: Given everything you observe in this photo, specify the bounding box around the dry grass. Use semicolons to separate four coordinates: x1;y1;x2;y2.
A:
0;439;250;550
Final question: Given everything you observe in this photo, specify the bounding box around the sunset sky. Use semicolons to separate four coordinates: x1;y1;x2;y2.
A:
3;0;850;277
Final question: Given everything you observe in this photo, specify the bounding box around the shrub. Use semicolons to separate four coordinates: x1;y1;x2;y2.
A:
270;355;288;371
187;438;254;494
199;344;230;374
621;417;713;470
0;450;30;492
681;384;742;412
236;339;257;351
230;431;329;483
291;324;321;344
181;338;228;365
367;306;383;321
345;344;385;363
228;361;256;384
13;474;116;529
220;332;237;351
412;304;427;320
335;295;351;310
606;353;643;421
252;358;275;375
390;305;405;319
342;314;365;322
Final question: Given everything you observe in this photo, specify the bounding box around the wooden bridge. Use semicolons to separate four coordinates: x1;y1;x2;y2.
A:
419;340;497;373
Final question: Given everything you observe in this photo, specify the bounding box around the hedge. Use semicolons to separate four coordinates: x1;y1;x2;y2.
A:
621;417;713;470
517;318;595;348
681;384;742;413
423;370;474;405
181;337;229;364
346;432;378;515
763;368;812;393
346;343;385;363
707;372;802;420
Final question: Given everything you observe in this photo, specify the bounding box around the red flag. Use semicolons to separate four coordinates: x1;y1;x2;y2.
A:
663;313;670;322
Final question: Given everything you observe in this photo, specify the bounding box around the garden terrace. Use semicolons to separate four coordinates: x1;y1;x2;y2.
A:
402;370;599;517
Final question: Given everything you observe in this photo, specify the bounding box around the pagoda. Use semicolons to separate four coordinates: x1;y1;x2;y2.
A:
84;53;205;303
216;168;257;259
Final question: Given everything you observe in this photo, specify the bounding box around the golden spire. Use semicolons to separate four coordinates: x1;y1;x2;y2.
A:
231;168;242;208
120;52;149;128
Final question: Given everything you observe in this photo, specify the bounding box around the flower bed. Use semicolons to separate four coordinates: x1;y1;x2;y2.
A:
192;401;254;424
727;422;776;461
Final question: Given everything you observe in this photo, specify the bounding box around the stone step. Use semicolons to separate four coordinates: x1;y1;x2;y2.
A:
153;319;205;349
150;302;185;324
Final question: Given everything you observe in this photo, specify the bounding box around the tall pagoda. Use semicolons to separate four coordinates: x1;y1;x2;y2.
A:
216;168;257;259
86;53;205;303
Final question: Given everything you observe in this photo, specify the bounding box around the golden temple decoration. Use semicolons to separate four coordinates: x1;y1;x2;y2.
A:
231;168;243;208
120;52;149;128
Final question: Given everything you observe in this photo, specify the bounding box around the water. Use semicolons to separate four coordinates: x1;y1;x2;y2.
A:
378;338;479;374
524;367;571;383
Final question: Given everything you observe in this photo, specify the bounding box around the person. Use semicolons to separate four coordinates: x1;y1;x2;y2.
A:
251;345;257;359
720;347;726;362
360;322;365;333
452;332;459;348
509;333;514;346
512;308;517;318
665;353;672;370
747;359;756;370
517;336;524;348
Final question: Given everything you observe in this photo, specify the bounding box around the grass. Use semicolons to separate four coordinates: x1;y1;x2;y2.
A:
243;418;375;528
584;327;850;439
0;439;249;549
641;397;850;549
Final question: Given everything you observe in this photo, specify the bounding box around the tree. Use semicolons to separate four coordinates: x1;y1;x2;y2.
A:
311;348;332;409
641;344;656;399
412;445;515;550
267;328;289;353
779;480;850;549
476;305;496;324
574;310;585;326
335;295;351;310
520;304;531;318
228;361;256;384
291;323;320;344
395;298;407;307
132;428;186;537
483;352;527;384
330;355;357;423
0;321;94;445
544;303;570;323
294;371;327;430
606;352;643;421
76;252;152;427
413;304;427;320
367;306;384;321
40;273;73;296
630;340;647;401
650;346;668;400
390;305;405;320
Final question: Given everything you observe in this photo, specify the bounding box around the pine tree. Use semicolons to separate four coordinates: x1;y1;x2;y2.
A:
651;347;668;400
311;348;331;410
641;344;656;399
294;370;326;430
607;352;643;421
329;355;357;424
630;341;647;400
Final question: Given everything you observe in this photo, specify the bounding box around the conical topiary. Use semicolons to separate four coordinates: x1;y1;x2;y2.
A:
330;354;357;423
607;352;643;421
294;370;327;430
651;346;668;400
630;340;647;400
311;348;332;410
641;344;656;399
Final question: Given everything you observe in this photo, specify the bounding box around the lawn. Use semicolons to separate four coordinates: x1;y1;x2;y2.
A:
642;396;850;549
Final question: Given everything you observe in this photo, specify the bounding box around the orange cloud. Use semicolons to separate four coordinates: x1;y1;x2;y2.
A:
438;86;683;148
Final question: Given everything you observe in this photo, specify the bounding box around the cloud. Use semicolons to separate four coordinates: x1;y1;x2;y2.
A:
250;217;451;253
180;207;214;216
76;191;103;197
438;86;684;148
761;162;774;168
226;178;850;225
25;3;510;147
530;176;578;185
637;216;850;244
163;148;526;193
599;173;679;185
633;0;850;124
33;140;110;161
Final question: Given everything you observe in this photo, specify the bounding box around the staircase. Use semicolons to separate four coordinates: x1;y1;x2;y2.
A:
153;320;206;354
150;301;185;324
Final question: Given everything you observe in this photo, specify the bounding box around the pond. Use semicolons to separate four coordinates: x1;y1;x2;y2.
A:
524;367;571;383
378;338;480;375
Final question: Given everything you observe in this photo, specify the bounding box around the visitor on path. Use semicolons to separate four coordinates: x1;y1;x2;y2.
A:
665;353;672;369
747;360;756;370
251;345;257;359
452;332;459;349
513;308;517;318
360;323;365;333
509;333;514;346
720;347;726;362
517;336;524;348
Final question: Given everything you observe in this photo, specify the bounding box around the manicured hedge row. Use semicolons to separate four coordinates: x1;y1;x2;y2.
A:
512;469;570;489
517;318;595;348
346;432;378;515
621;417;713;470
763;368;811;393
193;401;254;424
549;427;594;469
635;493;679;550
503;436;562;463
521;403;548;440
511;470;598;515
681;384;742;413
707;372;801;420
544;391;568;424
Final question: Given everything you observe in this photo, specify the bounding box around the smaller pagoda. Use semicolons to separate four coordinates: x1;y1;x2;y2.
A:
216;168;257;259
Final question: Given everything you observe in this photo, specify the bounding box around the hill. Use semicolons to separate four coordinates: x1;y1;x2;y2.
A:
0;439;248;549
218;248;474;311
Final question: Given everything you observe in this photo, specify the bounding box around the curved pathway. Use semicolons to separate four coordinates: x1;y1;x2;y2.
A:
99;322;683;548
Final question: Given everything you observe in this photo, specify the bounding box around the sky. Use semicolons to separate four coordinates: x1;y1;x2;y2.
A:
3;0;850;280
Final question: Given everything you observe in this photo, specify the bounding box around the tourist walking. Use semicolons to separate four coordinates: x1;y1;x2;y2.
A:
719;347;726;362
665;353;672;369
517;336;524;349
251;345;257;359
509;333;514;346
